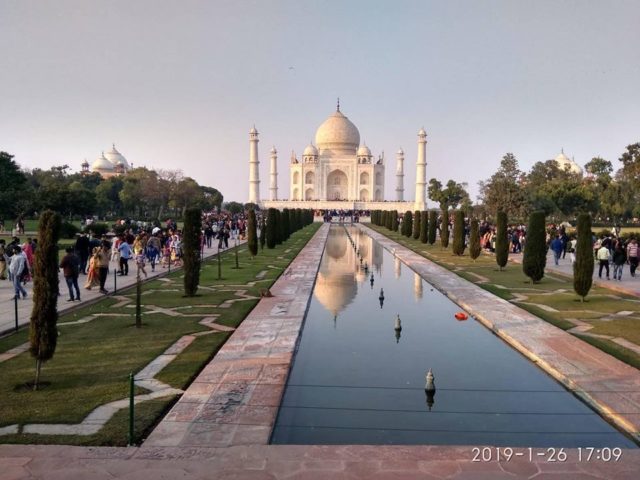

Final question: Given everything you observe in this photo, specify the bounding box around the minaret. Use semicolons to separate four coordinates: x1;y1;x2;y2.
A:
415;127;427;210
248;126;260;204
395;148;405;201
269;146;278;201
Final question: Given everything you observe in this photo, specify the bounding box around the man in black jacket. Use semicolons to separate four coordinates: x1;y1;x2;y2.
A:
74;233;90;274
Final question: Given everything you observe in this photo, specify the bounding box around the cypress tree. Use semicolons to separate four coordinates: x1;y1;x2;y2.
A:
259;215;266;250
247;209;258;257
440;209;449;248
452;210;465;255
275;210;284;244
29;210;61;390
266;208;277;249
522;211;547;283
403;211;413;237
420;211;428;243
574;213;594;301
282;208;290;241
392;210;399;232
469;218;481;260
413;210;421;239
428;210;437;244
182;207;201;296
383;210;389;229
495;210;509;271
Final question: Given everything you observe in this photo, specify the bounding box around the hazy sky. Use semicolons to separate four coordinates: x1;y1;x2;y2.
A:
2;0;639;205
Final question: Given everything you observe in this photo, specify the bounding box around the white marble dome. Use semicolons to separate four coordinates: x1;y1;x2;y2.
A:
315;109;360;154
303;143;318;156
104;144;129;169
357;144;371;157
92;152;114;171
555;150;583;174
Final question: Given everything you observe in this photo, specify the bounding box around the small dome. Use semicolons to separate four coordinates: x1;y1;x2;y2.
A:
270;146;277;154
249;126;258;134
397;148;404;155
357;144;371;156
555;150;583;174
303;143;318;156
92;152;114;171
418;127;427;136
315;109;360;154
104;144;129;169
81;159;89;166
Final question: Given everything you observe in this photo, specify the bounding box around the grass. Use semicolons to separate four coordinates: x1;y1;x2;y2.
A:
0;222;320;445
369;224;640;370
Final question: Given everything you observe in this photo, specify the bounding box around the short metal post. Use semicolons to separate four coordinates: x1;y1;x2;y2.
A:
217;245;222;280
113;270;117;294
128;372;135;446
168;253;171;273
14;296;19;332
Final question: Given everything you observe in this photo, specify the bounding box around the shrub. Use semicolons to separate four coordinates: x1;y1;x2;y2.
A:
59;221;80;239
440;209;449;248
402;211;413;237
420;211;428;243
266;208;276;249
495;210;509;270
523;211;547;283
413;210;421;240
392;210;399;232
247;209;258;256
452;210;465;255
428;210;437;244
182;207;201;296
84;222;109;236
259;215;266;250
574;213;594;301
469;218;481;260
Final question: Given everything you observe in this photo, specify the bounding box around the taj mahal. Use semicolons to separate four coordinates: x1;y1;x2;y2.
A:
249;101;427;212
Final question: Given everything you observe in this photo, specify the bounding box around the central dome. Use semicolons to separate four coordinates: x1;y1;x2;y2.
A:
315;109;360;154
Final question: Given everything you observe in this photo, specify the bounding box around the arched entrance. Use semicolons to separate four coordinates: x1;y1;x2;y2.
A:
327;169;348;200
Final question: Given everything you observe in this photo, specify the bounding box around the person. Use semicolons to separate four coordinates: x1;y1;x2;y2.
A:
596;243;611;280
612;243;627;281
568;236;577;265
9;245;28;299
627;238;639;277
60;247;81;301
132;235;147;278
0;239;6;280
84;247;100;290
97;241;111;294
550;234;563;266
118;236;132;276
74;232;90;274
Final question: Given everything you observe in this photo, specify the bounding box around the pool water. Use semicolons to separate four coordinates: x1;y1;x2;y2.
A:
270;226;636;447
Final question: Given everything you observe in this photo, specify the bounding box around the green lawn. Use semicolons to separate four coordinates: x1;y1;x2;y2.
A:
0;222;320;446
369;224;640;370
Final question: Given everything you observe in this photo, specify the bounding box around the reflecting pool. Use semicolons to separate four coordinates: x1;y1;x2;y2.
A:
271;226;636;447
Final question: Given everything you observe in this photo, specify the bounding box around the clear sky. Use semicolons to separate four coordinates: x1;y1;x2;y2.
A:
1;0;639;205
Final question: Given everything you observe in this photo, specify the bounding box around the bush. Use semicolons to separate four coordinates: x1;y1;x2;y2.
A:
428;210;437;244
266;208;276;249
392;210;399;232
523;211;547;283
247;209;258;256
495;210;509;270
420;211;428;243
402;211;413;237
452;210;465;255
440;209;449;248
259;215;266;250
413;210;421;240
469;218;481;260
84;222;109;236
59;221;80;239
182;207;201;296
574;213;594;301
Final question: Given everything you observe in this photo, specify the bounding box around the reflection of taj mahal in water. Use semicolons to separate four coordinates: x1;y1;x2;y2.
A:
249;101;428;212
314;227;424;318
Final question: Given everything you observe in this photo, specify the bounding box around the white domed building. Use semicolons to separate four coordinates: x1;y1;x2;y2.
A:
554;149;583;175
82;144;131;178
252;101;428;212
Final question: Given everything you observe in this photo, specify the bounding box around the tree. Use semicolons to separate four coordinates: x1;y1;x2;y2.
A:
419;211;428;243
29;210;61;390
413;210;421;240
259;215;266;250
495;210;509;270
619;142;640;181
392;210;399;232
440;209;449;248
275;209;283;245
469;218;481;261
402;211;413;237
224;201;244;215
574;213;594;301
247;209;258;256
182;208;201;296
0;152;29;219
282;208;290;241
478;153;527;218
452;210;465;255
266;208;277;249
428;210;437;244
428;178;470;210
522;211;547;283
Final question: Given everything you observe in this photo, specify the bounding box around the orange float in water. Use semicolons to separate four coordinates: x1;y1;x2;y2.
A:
454;312;468;320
